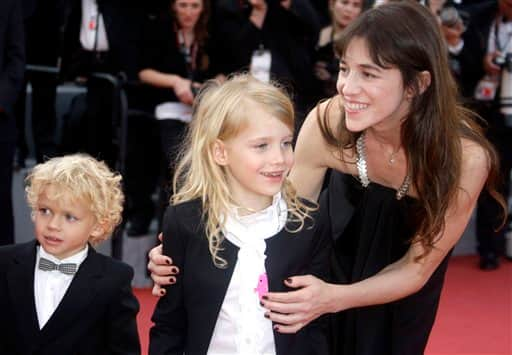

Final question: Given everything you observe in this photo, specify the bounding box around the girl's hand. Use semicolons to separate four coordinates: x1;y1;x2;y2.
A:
261;275;334;333
147;233;180;297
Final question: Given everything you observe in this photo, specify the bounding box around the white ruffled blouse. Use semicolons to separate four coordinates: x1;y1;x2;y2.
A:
207;193;288;355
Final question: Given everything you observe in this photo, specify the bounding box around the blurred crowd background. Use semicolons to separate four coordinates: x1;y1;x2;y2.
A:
2;0;511;271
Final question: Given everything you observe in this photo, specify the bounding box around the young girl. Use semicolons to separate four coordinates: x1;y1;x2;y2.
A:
149;2;506;354
149;74;330;355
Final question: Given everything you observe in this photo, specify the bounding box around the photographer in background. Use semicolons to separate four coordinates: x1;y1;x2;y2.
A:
138;0;223;234
212;0;320;130
450;0;512;270
439;5;483;100
60;0;142;168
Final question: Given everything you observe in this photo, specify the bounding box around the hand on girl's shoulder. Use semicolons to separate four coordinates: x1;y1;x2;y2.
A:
303;96;342;130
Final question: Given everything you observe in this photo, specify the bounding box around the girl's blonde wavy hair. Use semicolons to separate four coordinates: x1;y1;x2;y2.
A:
25;154;124;245
172;74;317;267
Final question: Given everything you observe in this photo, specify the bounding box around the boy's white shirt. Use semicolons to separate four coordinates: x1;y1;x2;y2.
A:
34;245;89;329
208;193;287;355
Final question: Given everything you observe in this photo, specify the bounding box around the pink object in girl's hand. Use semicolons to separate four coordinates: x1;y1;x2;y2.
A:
254;273;268;299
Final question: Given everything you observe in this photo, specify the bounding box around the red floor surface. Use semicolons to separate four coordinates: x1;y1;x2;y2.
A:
134;255;512;355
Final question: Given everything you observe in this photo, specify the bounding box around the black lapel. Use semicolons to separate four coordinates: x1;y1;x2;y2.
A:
197;239;239;354
265;229;299;355
39;246;103;342
265;229;288;292
7;241;41;344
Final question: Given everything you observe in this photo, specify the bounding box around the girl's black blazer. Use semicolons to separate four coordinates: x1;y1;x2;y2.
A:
149;198;331;355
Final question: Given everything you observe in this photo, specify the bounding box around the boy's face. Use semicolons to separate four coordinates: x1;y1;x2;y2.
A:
33;186;104;260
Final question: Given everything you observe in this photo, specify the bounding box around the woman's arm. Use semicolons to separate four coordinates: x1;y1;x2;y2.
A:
138;69;195;105
149;206;188;354
297;194;332;354
290;98;352;201
263;141;490;333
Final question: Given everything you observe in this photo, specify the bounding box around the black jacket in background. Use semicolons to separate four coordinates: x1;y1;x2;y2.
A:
0;0;25;127
60;0;143;80
212;0;320;103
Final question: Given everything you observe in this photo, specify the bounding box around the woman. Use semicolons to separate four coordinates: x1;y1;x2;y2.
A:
148;2;505;354
138;0;221;219
312;0;364;101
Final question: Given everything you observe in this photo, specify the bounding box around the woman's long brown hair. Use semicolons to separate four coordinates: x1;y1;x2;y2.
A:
170;0;211;70
319;0;506;257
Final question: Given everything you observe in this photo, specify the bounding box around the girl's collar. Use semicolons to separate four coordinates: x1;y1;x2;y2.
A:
231;192;283;220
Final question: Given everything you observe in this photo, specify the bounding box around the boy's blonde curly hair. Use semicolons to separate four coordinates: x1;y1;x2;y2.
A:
25;154;124;245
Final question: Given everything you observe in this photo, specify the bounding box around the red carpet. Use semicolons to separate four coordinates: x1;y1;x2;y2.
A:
134;255;512;355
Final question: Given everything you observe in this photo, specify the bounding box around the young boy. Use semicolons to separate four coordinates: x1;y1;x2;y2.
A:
0;154;141;355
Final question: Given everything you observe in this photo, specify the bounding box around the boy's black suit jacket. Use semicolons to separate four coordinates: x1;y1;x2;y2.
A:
150;199;331;355
0;240;141;355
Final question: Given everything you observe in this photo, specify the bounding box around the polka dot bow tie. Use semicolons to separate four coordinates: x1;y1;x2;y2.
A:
38;257;78;275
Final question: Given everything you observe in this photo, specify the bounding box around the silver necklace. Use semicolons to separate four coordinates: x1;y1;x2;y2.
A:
388;149;400;164
356;131;411;200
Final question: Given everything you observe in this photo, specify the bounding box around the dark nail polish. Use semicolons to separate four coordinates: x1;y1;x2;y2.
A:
264;313;270;319
262;295;268;300
285;278;292;283
166;259;171;265
273;325;279;331
169;277;176;283
260;301;264;307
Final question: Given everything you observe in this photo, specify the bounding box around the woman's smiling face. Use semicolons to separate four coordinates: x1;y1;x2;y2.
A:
337;37;411;132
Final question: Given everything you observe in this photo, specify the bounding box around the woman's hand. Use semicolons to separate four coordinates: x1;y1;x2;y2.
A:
173;76;194;105
249;0;267;28
483;51;503;76
261;275;335;333
249;0;267;10
280;0;292;10
147;233;180;296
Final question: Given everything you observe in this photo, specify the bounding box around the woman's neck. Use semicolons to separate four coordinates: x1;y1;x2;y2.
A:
180;28;195;47
333;23;346;37
365;127;401;153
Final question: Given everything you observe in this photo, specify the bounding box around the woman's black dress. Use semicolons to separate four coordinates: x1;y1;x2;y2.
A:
325;171;452;355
